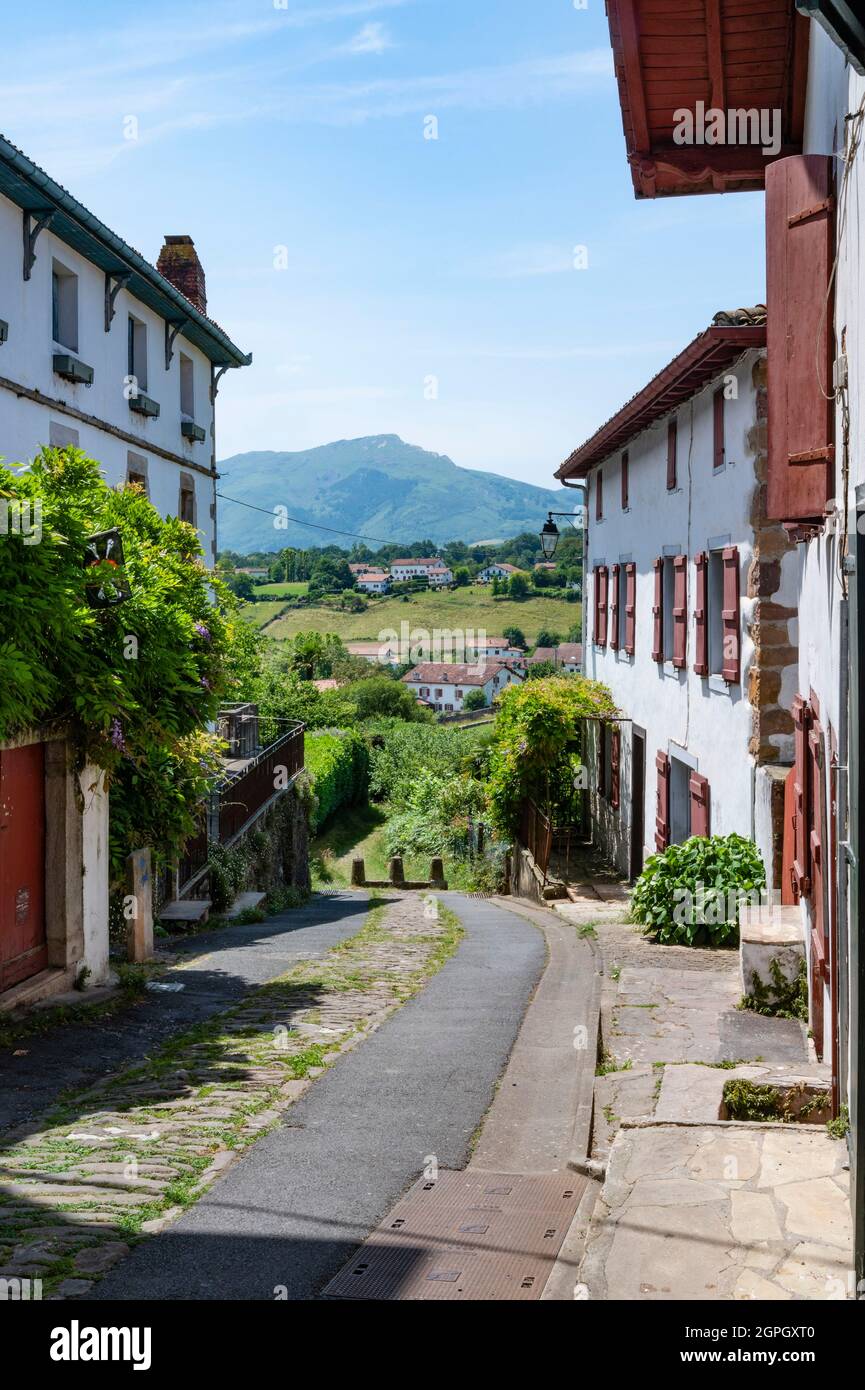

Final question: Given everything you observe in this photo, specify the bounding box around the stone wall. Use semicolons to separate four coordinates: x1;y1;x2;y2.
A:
746;355;799;767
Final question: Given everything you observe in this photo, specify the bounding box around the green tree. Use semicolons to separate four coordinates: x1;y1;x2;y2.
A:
503;626;527;650
453;567;471;587
462;688;487;711
346;678;429;722
535;629;561;648
508;573;529;599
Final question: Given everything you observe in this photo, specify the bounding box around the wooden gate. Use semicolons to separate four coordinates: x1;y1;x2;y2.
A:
0;744;47;992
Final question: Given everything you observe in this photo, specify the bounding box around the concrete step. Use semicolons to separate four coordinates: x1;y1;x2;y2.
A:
158;899;211;926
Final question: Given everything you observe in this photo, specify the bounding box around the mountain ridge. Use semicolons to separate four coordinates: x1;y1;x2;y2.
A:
217;435;572;552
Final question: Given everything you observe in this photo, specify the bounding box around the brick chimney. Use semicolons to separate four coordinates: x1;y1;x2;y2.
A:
157;235;207;314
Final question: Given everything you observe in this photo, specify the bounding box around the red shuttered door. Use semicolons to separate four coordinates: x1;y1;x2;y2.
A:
672;554;687;668
624;562;636;655
652;557;663;662
689;772;710;838
655;751;670;852
610;564;620;651
721;547;741;684
0;744;47;992
808;716;827;1059
611;725;621;810
694;552;708;675
791;695;811;897
766;154;834;521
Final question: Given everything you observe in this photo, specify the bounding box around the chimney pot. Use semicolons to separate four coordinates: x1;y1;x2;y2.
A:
157;235;207;315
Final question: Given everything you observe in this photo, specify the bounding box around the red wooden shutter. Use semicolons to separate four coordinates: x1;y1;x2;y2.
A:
596;468;603;521
610;564;620;650
621;452;629;510
713;388;725;470
667;419;677;490
596;566;608;647
689;772;710;837
611;725;621;809
652;557;663;662
766;155;834;521
598;723;607;800
694;552;708;675
593;566;600;643
655;751;670;851
672;554;687;668
624;562;636;655
721;546;740;683
792;695;811;896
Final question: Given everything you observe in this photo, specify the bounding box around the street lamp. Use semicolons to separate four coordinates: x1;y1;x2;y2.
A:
539;511;583;560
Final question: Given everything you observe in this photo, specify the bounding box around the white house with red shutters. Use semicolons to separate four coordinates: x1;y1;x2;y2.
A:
560;310;799;889
577;1;865;1268
402;662;523;713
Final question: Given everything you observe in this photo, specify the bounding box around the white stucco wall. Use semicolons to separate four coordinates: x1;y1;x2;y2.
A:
794;26;865;1064
583;350;766;874
0;190;217;559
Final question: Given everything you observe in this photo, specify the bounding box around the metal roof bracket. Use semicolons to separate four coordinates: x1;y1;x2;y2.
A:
23;208;56;280
104;269;131;331
165;317;189;370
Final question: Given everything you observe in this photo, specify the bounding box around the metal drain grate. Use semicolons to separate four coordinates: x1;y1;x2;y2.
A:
322;1170;586;1301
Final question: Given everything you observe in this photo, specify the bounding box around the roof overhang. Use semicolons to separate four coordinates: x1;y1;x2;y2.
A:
556;323;766;479
607;0;810;199
0;134;251;369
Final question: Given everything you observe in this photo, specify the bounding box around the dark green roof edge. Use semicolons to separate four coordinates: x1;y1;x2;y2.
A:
0;133;252;370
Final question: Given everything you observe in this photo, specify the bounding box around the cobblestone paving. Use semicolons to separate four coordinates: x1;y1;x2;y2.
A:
0;892;460;1299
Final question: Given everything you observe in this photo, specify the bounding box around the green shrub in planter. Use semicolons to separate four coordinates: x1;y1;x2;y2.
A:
630;833;765;947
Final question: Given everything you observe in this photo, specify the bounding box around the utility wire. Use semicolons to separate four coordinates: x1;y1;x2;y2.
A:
215;492;398;546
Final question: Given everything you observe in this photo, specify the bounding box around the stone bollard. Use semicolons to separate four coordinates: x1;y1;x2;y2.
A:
351;858;366;887
126;847;154;962
389;857;405;887
430;857;446;887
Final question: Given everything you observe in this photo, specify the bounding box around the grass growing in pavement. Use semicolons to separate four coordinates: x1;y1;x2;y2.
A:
0;892;465;1282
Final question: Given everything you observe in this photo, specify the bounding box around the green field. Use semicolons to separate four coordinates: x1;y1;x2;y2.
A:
261;587;581;645
241;600;289;630
252;581;309;598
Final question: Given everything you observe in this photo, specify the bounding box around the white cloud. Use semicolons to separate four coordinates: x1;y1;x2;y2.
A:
343;22;393;55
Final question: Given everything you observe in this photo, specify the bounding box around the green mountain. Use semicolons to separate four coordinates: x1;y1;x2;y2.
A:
217;435;573;552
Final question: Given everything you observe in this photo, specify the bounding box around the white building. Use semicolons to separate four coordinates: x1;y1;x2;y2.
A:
0;134;250;565
560;314;796;885
390;557;449;583
354;571;391;594
402;662;524;713
463;637;524;662
594;0;865;1272
477;562;521;583
346;641;402;666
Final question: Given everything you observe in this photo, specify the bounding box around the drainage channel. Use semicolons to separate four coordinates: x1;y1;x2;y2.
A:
322;1169;587;1301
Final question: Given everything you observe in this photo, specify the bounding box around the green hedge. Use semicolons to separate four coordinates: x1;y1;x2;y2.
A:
305;729;369;834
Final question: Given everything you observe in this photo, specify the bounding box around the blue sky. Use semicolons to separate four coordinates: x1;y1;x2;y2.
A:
3;0;765;486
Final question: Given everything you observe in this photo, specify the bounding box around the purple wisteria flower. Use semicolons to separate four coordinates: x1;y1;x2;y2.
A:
200;676;211;691
110;718;126;752
194;622;211;642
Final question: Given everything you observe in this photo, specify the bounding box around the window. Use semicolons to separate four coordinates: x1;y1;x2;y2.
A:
621;452;629;510
667;419;677;490
435;688;443;699
180;352;195;418
455;689;464;700
669;755;691;846
596;468;604;520
128;314;148;392
52;262;78;351
662;557;675;660
127;451;149;494
179;472;196;526
707;550;725;675
49;421;79;449
713;387;725;470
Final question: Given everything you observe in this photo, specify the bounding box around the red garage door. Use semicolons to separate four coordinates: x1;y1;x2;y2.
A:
0;744;47;992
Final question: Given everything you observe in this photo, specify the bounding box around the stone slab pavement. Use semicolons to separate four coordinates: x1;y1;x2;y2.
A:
581;1121;853;1300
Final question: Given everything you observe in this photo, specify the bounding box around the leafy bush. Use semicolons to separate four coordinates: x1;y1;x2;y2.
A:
630;833;766;947
366;720;485;803
462;689;487;711
305;729;369;833
345;677;429;723
384;769;485;858
487;676;616;832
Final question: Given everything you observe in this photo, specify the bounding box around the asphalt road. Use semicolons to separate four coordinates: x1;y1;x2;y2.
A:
93;893;546;1301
